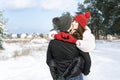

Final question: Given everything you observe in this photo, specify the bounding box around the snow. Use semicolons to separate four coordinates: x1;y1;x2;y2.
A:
0;39;120;80
85;40;120;80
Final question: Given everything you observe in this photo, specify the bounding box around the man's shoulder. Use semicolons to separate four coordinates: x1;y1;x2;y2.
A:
50;39;63;43
49;39;61;44
50;39;77;48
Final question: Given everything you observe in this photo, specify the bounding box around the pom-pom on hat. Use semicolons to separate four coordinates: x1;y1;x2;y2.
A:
73;12;91;28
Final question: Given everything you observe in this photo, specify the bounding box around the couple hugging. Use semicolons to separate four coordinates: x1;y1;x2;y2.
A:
47;12;95;80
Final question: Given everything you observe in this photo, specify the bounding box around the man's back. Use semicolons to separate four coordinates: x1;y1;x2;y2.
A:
47;39;84;79
49;40;79;61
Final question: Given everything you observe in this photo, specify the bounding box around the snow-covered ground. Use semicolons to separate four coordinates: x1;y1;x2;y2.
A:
0;39;120;80
85;40;120;80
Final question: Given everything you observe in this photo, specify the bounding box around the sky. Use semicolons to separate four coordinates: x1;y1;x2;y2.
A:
0;0;84;34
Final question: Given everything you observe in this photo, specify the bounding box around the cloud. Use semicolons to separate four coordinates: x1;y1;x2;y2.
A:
0;0;37;10
40;0;78;11
0;0;79;11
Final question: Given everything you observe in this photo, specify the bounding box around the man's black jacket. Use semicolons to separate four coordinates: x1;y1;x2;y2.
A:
46;40;89;80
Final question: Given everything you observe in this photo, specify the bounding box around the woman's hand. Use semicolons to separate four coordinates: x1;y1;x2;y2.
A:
54;32;79;45
63;34;77;44
54;32;69;41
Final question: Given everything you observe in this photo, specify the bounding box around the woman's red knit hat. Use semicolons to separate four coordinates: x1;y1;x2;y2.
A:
73;12;91;28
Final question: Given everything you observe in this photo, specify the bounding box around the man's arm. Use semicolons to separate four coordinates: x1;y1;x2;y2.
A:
46;41;58;80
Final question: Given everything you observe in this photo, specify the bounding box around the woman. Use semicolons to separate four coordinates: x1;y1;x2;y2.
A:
54;12;95;53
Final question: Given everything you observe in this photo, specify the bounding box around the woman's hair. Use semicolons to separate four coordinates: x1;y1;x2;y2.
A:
72;25;86;40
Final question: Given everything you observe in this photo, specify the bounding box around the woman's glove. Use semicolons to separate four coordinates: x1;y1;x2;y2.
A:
54;32;69;41
54;32;77;44
64;34;77;44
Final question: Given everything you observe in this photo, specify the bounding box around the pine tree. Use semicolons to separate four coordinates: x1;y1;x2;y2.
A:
76;0;120;39
0;11;8;49
0;23;4;49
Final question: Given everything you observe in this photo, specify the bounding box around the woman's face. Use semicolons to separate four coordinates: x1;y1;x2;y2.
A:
68;20;79;34
71;20;79;29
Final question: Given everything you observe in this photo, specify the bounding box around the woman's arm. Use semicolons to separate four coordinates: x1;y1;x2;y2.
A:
76;27;95;52
49;30;58;40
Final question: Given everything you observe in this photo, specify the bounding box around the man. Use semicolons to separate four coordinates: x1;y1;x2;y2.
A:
47;13;85;80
